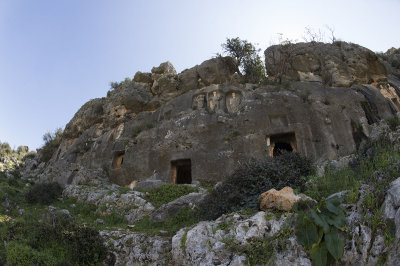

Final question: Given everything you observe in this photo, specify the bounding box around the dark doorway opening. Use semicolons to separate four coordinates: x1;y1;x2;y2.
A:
273;142;293;157
171;159;192;184
113;151;125;169
268;132;297;157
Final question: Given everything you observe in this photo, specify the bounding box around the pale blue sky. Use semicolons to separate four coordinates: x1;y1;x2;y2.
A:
0;0;399;150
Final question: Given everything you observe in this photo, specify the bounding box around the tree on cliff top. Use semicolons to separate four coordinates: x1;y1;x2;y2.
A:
221;37;265;84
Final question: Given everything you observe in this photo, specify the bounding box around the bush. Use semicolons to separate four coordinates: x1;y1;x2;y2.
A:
6;241;57;266
0;142;12;155
25;182;63;204
386;116;400;131
199;152;314;220
221;37;265;83
39;128;63;163
3;216;107;265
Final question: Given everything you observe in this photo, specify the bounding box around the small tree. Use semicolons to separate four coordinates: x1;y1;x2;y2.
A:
39;128;63;163
221;37;265;84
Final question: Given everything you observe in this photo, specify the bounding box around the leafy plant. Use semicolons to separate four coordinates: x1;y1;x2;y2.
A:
220;37;265;83
38;128;63;163
295;196;346;266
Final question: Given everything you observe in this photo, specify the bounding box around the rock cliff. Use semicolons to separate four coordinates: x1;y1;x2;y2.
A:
38;42;400;187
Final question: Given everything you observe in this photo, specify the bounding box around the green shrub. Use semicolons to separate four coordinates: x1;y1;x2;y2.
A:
199;152;314;220
22;152;36;161
25;182;63;204
39;128;63;163
3;215;107;265
0;142;12;155
6;241;57;266
141;184;198;208
221;37;266;83
386;116;400;131
306;137;400;201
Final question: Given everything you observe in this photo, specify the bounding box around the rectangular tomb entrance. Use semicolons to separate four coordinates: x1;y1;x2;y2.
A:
171;159;192;184
267;132;297;157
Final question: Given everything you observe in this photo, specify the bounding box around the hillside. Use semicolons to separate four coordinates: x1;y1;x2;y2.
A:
1;41;400;265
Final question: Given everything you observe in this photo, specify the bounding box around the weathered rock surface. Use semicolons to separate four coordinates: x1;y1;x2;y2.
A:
101;230;171;266
265;42;387;87
38;42;400;187
62;184;155;223
171;211;310;266
150;191;207;222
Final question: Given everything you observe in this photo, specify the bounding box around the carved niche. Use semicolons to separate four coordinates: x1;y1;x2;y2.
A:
208;91;224;113
192;94;206;110
192;90;243;114
226;91;242;113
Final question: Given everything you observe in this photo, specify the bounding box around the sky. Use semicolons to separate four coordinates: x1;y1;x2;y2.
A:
0;0;399;150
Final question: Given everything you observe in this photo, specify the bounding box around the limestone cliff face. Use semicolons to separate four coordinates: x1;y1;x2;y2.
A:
39;42;400;186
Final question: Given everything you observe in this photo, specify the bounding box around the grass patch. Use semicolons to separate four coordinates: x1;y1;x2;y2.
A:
140;184;198;208
133;207;200;236
223;219;292;265
386;116;400;131
53;198;128;230
305;139;400;201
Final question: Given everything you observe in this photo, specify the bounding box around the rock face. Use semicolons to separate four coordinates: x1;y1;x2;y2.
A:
62;184;155;223
171;211;310;266
259;186;300;211
150;191;207;222
38;42;400;186
101;230;171;266
265;42;387;87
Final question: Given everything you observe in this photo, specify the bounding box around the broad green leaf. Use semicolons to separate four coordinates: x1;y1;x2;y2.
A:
309;209;329;233
310;242;328;266
326;196;341;215
325;228;344;260
324;211;346;229
295;215;318;249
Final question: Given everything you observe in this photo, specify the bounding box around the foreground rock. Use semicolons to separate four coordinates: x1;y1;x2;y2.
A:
150;191;207;222
101;230;171;266
171;211;310;266
63;184;155;223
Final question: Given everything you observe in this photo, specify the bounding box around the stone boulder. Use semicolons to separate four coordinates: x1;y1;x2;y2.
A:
265;41;387;87
150;191;206;222
178;56;238;92
151;61;177;75
134;179;164;190
260;186;307;211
